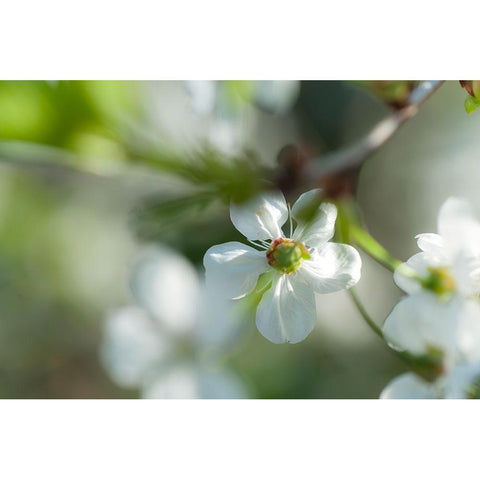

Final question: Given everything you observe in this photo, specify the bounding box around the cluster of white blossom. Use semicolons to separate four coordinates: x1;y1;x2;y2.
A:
101;246;247;399
381;198;480;398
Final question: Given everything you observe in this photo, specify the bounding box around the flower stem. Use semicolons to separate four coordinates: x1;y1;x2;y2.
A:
348;286;440;380
347;288;384;339
349;225;402;272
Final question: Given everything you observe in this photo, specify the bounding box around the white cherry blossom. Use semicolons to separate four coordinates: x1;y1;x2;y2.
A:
394;197;480;297
203;189;362;344
382;292;480;370
381;197;480;398
380;362;480;399
101;246;247;399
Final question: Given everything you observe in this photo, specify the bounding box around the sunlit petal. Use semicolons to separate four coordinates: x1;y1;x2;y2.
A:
380;373;438;399
382;293;458;358
204;241;268;299
293;192;337;248
255;274;316;344
298;243;361;294
230;190;288;241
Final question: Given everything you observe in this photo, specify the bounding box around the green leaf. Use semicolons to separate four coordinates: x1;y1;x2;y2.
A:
464;95;480;114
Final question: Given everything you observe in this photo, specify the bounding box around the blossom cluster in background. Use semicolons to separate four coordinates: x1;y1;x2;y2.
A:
382;198;480;398
101;246;247;399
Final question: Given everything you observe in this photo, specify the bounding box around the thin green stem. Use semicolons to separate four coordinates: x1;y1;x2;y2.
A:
348;286;441;381
349;225;402;272
348;288;384;339
349;225;426;285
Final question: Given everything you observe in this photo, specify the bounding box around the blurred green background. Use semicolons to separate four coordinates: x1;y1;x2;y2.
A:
0;80;474;398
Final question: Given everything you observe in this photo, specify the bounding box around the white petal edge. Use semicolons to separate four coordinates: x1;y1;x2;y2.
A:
382;293;458;358
444;363;480;399
415;233;447;259
129;245;200;333
230;190;288;241
298;242;361;294
437;197;480;258
142;365;199;399
255;274;317;344
291;188;323;219
100;307;169;389
204;242;268;299
393;252;441;294
380;373;438;399
455;299;480;363
142;364;248;399
293;200;337;249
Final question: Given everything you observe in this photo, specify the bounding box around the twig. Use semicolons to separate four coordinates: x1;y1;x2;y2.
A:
348;288;384;339
301;80;445;183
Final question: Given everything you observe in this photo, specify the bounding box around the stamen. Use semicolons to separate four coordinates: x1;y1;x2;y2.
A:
248;239;267;250
287;202;293;238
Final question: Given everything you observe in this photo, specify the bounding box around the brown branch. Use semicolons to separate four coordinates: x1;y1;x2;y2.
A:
300;80;446;186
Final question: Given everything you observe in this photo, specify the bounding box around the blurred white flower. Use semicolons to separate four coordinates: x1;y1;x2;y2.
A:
381;197;480;398
101;246;247;399
381;362;480;399
382;292;480;379
394;197;480;297
203;189;361;344
253;81;300;114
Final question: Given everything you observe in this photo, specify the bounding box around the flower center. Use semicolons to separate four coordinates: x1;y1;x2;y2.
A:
422;266;456;296
266;238;310;274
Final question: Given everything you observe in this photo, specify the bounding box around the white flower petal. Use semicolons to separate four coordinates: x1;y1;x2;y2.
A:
415;233;447;259
291;188;323;219
298;243;361;293
455;299;480;362
293;195;337;249
184;80;217;115
451;251;480;297
230;190;288;241
380;373;438;399
204;242;268;299
438;197;480;258
255;274;316;344
196;367;248;399
100;307;170;389
382;293;458;358
142;364;248;399
393;252;439;294
194;286;244;348
142;365;199;399
254;81;300;114
130;246;200;334
444;363;480;399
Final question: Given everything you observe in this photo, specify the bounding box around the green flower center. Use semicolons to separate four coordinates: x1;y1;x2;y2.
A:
266;238;310;274
422;266;456;296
